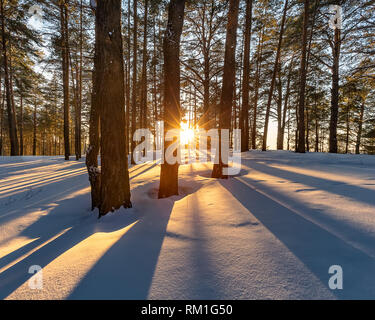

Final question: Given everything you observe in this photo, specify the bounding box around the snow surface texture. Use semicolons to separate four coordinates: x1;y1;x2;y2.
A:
0;151;375;300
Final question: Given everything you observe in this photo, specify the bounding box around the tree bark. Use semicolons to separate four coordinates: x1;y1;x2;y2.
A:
131;0;138;164
0;78;3;156
75;0;83;160
140;0;149;131
1;0;18;156
125;0;131;155
211;0;239;179
86;11;101;211
296;0;309;153
33;98;37;156
276;64;283;150
355;102;365;154
95;0;132;216
240;0;253;152
277;57;293;150
158;0;186;198
262;0;288;151
60;1;70;160
19;94;23;156
329;27;341;153
251;27;264;149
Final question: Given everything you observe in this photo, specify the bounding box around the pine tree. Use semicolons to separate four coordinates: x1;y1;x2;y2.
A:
211;0;239;178
158;0;186;198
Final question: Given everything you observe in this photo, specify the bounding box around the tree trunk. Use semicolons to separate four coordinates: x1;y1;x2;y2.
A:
140;0;149;131
278;57;293;150
60;1;70;160
314;89;319;152
86;12;101;211
0;78;3;156
305;0;317;153
329;27;341;153
131;0;138;164
158;0;186;198
345;104;349;153
262;0;288;151
33;99;37;156
355;102;365;154
251;27;264;149
75;0;83;160
296;0;309;153
95;0;132;216
1;0;19;156
240;0;253;152
125;0;131;155
306;102;310;151
211;0;239;179
19;95;24;156
276;64;283;150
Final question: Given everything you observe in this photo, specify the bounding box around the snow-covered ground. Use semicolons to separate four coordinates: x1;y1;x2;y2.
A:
0;151;375;299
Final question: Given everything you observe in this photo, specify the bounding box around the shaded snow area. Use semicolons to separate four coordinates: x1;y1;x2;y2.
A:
1;151;375;299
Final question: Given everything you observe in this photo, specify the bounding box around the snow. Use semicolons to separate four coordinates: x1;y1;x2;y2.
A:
0;151;375;299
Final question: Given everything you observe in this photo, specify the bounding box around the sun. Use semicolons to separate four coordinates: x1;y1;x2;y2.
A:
180;121;195;145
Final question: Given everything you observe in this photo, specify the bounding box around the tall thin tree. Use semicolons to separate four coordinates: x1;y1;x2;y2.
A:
95;0;132;215
131;0;138;164
240;0;253;152
60;0;70;160
1;0;19;156
262;0;288;151
211;0;239;178
158;0;186;198
296;0;309;153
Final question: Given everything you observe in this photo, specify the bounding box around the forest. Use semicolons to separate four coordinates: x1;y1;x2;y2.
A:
1;0;375;216
1;0;375;300
1;0;374;158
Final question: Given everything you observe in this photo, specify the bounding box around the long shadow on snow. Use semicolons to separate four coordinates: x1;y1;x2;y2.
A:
219;178;375;299
246;161;375;207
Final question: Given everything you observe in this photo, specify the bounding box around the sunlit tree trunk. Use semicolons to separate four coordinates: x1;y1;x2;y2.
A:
262;0;288;151
75;0;83;160
277;56;293;150
60;0;70;160
355;102;365;154
140;0;149;132
0;77;3;156
33;98;37;156
296;0;309;153
251;27;264;149
125;0;131;155
240;0;252;152
131;0;138;165
211;0;239;178
19;95;24;156
95;0;132;216
86;11;101;211
158;0;186;198
329;27;341;153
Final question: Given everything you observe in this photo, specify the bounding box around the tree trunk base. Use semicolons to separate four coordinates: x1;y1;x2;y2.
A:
158;163;179;198
211;163;229;179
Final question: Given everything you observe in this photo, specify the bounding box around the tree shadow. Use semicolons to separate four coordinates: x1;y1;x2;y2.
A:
219;177;375;299
0;169;201;299
0;170;88;224
67;201;173;299
247;161;375;207
130;162;158;180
